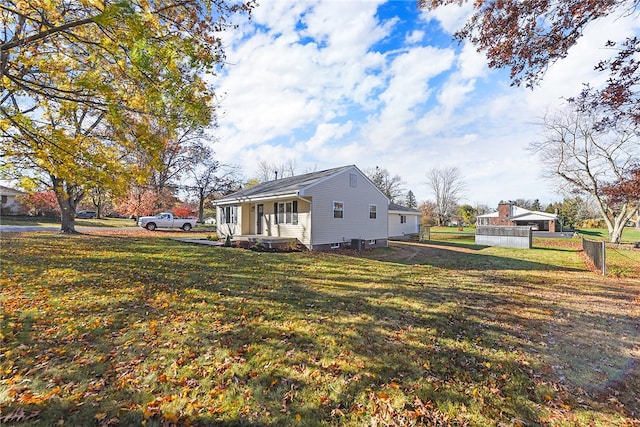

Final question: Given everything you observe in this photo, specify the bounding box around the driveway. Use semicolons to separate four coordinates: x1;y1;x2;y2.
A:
533;231;576;239
0;225;61;233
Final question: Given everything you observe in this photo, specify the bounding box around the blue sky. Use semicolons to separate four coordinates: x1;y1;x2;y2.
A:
211;0;640;208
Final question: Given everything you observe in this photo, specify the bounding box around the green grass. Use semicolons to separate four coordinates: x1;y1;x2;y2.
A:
1;231;639;426
0;215;137;227
576;227;640;243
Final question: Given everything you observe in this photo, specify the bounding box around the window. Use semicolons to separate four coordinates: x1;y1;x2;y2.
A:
1;195;7;204
333;201;344;219
369;204;377;219
368;239;376;245
400;215;407;224
221;206;238;224
274;201;298;224
330;243;341;249
350;173;357;188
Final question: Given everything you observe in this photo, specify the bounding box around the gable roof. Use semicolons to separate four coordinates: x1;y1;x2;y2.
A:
511;210;558;221
388;202;421;214
0;185;25;196
215;165;359;203
476;205;557;220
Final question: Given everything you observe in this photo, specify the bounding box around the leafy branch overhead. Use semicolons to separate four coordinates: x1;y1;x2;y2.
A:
1;0;254;109
0;0;254;232
418;0;640;124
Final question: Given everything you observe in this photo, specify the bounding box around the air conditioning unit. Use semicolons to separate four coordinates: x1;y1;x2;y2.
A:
351;239;365;250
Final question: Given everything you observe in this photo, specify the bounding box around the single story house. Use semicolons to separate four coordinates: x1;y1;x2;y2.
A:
0;185;25;215
388;202;421;239
214;165;389;250
476;202;560;232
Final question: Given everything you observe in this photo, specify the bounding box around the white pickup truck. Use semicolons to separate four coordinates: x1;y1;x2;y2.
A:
137;212;197;231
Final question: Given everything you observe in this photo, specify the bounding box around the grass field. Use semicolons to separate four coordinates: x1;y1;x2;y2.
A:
575;227;640;244
0;216;138;228
1;230;639;426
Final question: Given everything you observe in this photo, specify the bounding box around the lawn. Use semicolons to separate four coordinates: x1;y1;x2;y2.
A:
576;227;640;244
1;230;639;426
0;216;137;228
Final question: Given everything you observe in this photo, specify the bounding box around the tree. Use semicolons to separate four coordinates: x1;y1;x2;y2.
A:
457;204;476;226
530;105;640;243
184;146;241;223
172;204;194;218
405;190;418;209
601;167;640;230
531;199;542;212
602;167;640;203
418;0;640;124
140;129;213;212
425;166;466;226
16;191;60;217
366;167;405;203
418;200;438;226
546;196;598;228
256;160;298;182
114;187;157;219
0;0;254;232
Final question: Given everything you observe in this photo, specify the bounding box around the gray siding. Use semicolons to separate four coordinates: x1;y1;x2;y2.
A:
304;168;388;247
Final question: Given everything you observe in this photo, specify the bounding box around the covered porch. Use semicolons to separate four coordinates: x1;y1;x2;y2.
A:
230;234;302;250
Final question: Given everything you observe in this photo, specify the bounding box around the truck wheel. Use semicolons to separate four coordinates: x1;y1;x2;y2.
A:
182;223;192;231
146;222;157;231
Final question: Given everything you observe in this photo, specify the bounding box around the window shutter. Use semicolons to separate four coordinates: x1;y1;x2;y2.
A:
274;203;278;224
292;201;298;225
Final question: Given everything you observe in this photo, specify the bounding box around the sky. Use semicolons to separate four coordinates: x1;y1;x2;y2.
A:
209;0;640;209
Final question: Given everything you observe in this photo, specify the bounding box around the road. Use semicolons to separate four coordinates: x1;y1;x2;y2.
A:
0;225;62;233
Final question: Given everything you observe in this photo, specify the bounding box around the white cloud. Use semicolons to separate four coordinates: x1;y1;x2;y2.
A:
406;30;425;44
363;46;455;147
303;121;354;152
419;1;474;34
210;0;639;208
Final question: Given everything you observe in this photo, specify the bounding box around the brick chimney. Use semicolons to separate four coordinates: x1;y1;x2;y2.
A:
497;202;513;224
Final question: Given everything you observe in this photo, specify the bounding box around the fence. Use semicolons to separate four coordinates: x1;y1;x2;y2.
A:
475;226;532;249
582;238;606;275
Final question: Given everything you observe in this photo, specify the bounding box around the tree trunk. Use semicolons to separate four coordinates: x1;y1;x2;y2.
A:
59;201;77;233
52;176;83;234
198;187;205;223
606;202;635;244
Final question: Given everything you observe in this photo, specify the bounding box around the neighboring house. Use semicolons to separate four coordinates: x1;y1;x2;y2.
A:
214;165;389;250
476;202;560;231
388;202;421;239
0;185;25;215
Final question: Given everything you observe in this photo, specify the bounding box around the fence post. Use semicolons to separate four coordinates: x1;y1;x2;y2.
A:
601;241;606;276
581;237;606;276
420;225;430;241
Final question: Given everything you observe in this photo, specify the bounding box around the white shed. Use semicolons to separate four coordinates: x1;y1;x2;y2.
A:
388;202;421;239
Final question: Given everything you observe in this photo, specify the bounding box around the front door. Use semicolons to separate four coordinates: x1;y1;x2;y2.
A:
256;204;264;234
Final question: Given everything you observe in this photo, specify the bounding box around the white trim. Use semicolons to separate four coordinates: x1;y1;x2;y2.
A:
369;204;377;219
333;200;344;219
